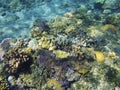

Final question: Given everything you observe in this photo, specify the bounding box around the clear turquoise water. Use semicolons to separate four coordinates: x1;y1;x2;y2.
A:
0;0;87;41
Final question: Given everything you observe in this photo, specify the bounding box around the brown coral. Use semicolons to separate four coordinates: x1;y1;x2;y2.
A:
3;48;32;74
0;77;10;90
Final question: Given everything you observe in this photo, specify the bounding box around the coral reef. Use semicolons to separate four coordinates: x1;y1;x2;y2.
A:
0;1;120;89
35;49;93;89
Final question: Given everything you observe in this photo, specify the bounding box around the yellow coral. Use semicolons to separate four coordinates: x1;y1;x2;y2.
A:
94;51;105;63
39;36;56;51
78;68;88;74
101;24;117;31
64;12;73;18
53;50;69;58
23;47;32;54
107;52;119;60
47;78;64;90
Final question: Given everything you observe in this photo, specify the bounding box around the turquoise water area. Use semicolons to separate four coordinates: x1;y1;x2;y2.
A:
0;0;87;41
0;0;120;90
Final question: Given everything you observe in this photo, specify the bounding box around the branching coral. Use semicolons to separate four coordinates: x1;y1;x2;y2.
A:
0;76;10;90
3;48;32;74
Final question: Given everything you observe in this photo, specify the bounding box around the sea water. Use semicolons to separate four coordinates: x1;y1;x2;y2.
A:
0;0;87;41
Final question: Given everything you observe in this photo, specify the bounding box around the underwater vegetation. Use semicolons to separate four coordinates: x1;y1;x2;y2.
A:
0;0;120;90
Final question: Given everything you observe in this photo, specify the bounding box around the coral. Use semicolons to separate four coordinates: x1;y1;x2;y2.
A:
107;52;119;60
30;27;43;37
3;48;32;74
1;4;120;89
87;26;103;37
64;12;73;18
35;48;93;89
13;39;29;49
101;24;117;31
94;51;105;63
48;16;79;35
23;47;33;54
50;16;67;29
33;19;50;31
53;50;70;59
72;11;94;26
78;68;88;74
0;76;10;90
16;74;33;87
30;65;53;90
30;19;50;37
104;13;120;27
54;34;71;51
76;29;97;47
38;36;56;51
65;25;76;34
27;39;39;50
46;78;64;90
